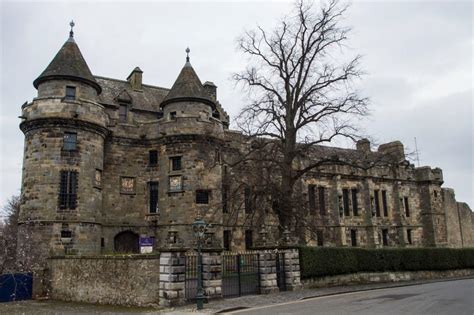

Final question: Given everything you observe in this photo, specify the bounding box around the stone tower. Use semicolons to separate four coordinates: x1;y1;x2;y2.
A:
18;24;107;267
156;48;226;245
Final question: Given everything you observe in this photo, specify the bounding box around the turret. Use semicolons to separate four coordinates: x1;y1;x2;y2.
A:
33;21;101;101
159;48;224;138
18;22;107;267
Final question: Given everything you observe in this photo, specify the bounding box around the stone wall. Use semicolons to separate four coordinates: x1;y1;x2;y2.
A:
444;188;463;247
302;268;474;289
19;40;474;262
458;202;474;247
49;255;160;306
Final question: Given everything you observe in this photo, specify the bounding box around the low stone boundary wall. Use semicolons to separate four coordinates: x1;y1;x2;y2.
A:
49;255;160;307
302;268;474;289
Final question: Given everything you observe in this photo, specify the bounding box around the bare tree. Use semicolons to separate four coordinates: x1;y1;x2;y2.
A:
233;0;369;230
0;195;20;274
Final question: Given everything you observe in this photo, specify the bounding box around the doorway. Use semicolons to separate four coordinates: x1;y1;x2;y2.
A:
114;231;139;253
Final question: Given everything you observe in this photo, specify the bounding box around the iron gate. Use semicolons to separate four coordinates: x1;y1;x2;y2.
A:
0;273;32;302
185;252;198;301
222;252;260;298
275;251;287;291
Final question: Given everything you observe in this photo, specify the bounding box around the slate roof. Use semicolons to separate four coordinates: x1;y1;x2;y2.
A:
33;37;101;94
95;76;169;112
161;62;215;107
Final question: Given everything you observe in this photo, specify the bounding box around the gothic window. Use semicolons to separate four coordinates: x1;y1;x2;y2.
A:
404;197;410;217
119;104;128;123
244;187;252;214
308;185;316;214
343;189;350;216
351;189;358;216
350;229;357;247
149;150;158;167
120;177;135;194
94;169;102;188
316;230;324;246
318;187;326;215
149;182;159;213
59;170;78;209
170;156;182;171
407;229;413;244
215;148;221;164
222;184;228;213
382;190;388;216
223;230;231;251
245;230;253;250
169;176;182;192
382;229;389;246
339;196;344;217
374;190;381;217
196;190;210;204
63;132;77;151
65;86;76;100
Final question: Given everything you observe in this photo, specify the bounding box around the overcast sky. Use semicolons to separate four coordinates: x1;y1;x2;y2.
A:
0;0;472;210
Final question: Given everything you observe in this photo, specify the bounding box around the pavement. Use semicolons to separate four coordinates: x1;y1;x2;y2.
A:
226;278;474;315
1;277;472;315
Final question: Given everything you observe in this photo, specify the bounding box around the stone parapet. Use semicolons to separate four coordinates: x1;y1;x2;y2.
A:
302;269;474;289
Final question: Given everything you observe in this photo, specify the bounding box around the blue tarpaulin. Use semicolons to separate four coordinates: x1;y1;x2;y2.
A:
0;273;32;302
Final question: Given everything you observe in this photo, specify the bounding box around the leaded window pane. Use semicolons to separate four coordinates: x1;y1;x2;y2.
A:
65;86;76;100
63;132;77;151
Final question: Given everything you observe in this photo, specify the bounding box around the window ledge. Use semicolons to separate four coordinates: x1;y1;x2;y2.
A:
168;190;184;194
120;192;136;195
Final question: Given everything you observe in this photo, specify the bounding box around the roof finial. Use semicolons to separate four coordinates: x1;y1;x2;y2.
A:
69;20;75;38
185;47;190;63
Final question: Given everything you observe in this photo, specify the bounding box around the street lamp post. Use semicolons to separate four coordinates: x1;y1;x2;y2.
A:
192;217;207;310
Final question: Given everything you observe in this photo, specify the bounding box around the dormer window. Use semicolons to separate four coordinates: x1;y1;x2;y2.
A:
65;86;76;101
119;104;128;123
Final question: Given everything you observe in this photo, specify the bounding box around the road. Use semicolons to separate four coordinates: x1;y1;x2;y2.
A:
229;278;474;315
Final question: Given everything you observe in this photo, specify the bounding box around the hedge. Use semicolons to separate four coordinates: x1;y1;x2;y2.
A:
299;247;474;279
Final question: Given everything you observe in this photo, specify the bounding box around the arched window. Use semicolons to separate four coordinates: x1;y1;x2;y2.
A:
114;231;139;253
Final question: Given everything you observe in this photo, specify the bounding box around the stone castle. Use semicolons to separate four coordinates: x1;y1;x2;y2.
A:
18;26;473;262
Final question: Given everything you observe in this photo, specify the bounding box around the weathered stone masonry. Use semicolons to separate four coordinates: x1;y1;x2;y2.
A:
17;28;473;268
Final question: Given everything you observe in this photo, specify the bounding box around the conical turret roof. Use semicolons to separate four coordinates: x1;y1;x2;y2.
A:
33;35;101;94
161;60;214;108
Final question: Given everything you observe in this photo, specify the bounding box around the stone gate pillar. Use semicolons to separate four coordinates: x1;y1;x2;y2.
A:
282;248;302;291
258;250;279;294
159;248;187;307
202;249;223;300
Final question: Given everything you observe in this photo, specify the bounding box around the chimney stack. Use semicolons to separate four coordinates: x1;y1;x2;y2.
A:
356;138;371;152
127;67;143;91
203;81;217;101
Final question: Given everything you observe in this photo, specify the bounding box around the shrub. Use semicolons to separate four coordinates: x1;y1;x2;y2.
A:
299;247;474;279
